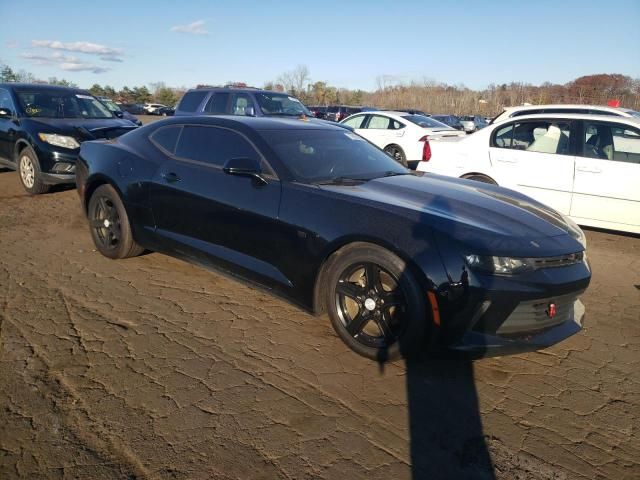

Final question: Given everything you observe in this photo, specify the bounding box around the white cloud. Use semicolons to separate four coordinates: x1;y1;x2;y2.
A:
170;20;209;35
59;62;109;74
100;55;123;63
21;51;109;74
5;40;19;48
31;40;124;59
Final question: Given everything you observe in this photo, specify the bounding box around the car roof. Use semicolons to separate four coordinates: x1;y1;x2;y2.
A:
0;82;90;94
502;104;631;114
491;112;640;127
158;115;347;131
185;86;281;95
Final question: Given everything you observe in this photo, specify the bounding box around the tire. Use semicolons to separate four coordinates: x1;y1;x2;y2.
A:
324;243;427;361
384;145;408;167
87;184;144;259
462;174;497;185
17;146;50;195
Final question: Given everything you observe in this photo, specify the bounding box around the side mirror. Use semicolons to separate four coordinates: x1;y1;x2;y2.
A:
223;157;267;185
244;105;256;117
0;108;13;118
114;111;124;118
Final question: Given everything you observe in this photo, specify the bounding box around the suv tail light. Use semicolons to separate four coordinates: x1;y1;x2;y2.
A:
419;135;431;161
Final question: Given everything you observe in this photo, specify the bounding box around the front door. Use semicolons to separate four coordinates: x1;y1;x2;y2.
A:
570;120;640;230
148;124;286;285
488;119;576;214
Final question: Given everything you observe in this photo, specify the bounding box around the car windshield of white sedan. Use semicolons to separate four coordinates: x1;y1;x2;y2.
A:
17;91;113;119
402;114;450;129
255;93;312;117
260;129;409;183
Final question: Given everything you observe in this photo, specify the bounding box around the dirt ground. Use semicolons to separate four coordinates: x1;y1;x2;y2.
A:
0;161;638;479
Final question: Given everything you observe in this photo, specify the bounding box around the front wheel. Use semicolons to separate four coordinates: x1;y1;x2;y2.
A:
18;147;50;195
384;145;408;167
325;243;427;361
88;184;144;259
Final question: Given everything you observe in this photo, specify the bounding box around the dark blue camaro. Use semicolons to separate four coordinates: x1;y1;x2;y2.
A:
76;116;590;360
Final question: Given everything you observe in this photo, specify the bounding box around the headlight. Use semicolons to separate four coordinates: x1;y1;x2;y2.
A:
38;133;80;150
465;254;536;274
562;214;587;249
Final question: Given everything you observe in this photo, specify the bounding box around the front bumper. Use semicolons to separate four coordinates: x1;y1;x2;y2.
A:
41;172;76;185
449;299;585;358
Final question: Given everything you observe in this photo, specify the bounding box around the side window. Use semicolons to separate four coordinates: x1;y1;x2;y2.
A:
204;93;230;114
230;93;253;116
175;126;260;167
513;121;571;154
178;91;208;112
585;123;640;163
492;123;514;148
342;114;366;129
0;88;16;113
366;115;391;129
390;120;404;130
150;125;182;154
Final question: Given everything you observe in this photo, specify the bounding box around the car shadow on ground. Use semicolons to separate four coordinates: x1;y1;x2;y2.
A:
403;356;494;479
400;184;495;479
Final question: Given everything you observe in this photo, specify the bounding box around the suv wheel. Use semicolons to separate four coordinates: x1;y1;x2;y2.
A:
18;146;50;195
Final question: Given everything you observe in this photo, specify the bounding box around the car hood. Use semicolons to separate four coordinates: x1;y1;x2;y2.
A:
25;117;138;140
319;173;583;257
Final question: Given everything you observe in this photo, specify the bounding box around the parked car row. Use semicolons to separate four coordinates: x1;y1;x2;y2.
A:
9;80;639;363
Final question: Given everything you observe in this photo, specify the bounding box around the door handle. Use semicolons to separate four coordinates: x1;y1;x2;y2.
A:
576;166;602;174
162;172;181;183
495;157;517;163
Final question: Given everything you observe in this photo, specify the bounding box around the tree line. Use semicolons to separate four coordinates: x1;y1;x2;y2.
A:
2;62;639;115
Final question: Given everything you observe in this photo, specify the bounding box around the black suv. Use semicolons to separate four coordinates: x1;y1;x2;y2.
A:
0;83;138;194
174;86;314;118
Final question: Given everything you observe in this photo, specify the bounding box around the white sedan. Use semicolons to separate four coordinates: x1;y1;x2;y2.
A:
340;111;465;168
417;113;640;234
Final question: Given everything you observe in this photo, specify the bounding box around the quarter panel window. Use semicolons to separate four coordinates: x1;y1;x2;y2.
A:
175;126;260;167
150;125;182;154
178;91;208;112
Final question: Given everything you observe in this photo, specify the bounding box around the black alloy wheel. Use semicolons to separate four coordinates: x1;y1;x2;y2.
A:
91;195;122;252
335;262;407;349
88;184;144;259
325;243;426;360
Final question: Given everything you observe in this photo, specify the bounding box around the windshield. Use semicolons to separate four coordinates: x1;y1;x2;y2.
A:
259;129;409;183
255;93;312;117
402;114;450;129
17;90;113;119
100;99;122;113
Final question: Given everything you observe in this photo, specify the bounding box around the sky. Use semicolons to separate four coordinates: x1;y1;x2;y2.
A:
1;0;639;91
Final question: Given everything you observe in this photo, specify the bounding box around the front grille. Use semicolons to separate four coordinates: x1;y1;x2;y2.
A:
497;291;583;335
532;252;584;269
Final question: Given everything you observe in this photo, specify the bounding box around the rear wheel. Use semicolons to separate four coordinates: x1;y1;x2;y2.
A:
325;243;426;361
18;146;50;195
384;145;408;167
88;184;144;259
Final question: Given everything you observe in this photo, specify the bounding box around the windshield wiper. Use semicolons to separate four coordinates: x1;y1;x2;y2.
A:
380;171;412;178
315;176;370;185
264;112;307;117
